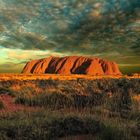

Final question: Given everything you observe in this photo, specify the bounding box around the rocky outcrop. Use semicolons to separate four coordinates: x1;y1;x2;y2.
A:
22;56;122;75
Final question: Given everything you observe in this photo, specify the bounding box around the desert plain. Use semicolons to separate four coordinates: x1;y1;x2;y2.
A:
0;73;140;140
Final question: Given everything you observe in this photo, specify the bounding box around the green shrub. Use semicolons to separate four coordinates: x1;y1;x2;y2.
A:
15;92;108;109
106;88;132;115
0;112;101;139
15;92;73;109
0;87;15;96
0;100;4;109
100;125;129;140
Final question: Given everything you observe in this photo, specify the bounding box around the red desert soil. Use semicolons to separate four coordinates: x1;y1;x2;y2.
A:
0;94;39;114
22;56;122;75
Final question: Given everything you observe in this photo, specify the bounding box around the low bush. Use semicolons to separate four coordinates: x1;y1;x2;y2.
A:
15;92;73;109
0;112;101;140
0;100;4;109
0;87;15;96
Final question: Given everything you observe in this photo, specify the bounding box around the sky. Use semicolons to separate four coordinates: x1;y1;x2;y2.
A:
0;0;140;74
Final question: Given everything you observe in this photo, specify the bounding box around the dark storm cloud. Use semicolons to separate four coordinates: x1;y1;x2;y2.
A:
0;0;140;56
55;0;140;53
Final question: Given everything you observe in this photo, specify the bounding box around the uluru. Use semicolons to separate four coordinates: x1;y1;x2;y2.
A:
22;56;122;75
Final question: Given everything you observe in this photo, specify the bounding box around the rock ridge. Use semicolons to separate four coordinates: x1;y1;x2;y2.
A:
22;56;122;75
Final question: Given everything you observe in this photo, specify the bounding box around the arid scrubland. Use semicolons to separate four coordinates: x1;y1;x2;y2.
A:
0;75;140;140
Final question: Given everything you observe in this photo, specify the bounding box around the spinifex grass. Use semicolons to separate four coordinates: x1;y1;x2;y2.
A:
0;78;140;139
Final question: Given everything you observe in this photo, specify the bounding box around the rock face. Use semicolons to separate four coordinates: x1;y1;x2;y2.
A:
22;56;122;75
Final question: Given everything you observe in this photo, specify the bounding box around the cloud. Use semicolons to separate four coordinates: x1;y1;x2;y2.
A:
0;47;64;62
0;47;65;72
119;64;140;66
0;0;140;70
0;63;24;73
0;0;140;53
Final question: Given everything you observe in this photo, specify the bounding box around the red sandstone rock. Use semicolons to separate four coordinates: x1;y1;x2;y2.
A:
22;56;122;75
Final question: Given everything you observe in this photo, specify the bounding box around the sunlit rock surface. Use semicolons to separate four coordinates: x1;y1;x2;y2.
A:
22;56;122;75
